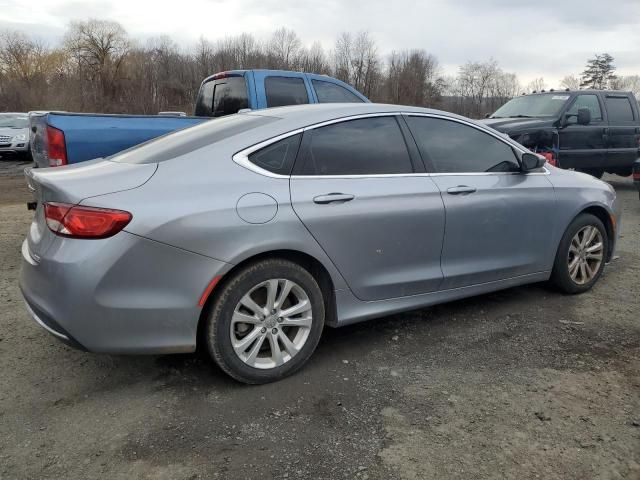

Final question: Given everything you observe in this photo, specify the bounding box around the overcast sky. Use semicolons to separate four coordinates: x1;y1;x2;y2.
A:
1;0;639;86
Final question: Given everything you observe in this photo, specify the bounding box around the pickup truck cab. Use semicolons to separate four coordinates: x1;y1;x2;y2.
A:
481;90;640;178
30;70;368;168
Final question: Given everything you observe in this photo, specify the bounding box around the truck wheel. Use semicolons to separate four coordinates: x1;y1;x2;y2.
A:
550;213;608;294
205;258;325;384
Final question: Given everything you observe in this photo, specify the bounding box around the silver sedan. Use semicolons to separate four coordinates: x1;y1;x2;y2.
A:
20;103;619;383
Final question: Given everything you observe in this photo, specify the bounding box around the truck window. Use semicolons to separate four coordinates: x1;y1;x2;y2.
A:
605;96;635;122
566;95;603;124
312;80;364;103
265;77;309;108
194;77;249;117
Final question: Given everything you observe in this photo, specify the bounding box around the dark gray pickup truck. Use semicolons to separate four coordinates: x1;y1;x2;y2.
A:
482;90;640;178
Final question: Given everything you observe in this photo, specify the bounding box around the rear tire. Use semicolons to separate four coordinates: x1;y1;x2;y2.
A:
205;258;325;384
550;213;608;294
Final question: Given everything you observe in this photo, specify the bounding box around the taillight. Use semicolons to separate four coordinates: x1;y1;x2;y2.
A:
633;170;640;180
44;202;132;239
539;151;557;167
47;125;67;167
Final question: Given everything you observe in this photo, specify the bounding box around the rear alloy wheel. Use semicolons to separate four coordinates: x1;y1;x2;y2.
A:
550;213;608;294
205;259;324;384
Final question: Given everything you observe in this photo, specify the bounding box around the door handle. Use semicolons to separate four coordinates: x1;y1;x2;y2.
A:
446;185;477;195
313;193;355;204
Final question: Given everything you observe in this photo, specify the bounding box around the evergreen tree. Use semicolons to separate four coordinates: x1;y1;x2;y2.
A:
580;54;616;89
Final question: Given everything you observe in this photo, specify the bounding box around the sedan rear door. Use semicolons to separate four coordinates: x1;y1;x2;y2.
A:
290;115;445;301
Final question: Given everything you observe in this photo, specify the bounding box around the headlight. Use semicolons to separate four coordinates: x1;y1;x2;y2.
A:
13;134;27;141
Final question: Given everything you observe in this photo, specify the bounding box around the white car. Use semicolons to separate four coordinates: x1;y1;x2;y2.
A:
0;113;30;159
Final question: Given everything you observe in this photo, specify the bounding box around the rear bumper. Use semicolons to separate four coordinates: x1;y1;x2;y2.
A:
19;232;231;354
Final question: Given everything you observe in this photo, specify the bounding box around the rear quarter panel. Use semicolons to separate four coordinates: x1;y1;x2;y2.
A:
82;140;351;293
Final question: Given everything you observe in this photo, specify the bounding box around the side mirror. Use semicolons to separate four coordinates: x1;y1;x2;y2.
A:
521;152;546;172
484;113;491;118
577;107;591;125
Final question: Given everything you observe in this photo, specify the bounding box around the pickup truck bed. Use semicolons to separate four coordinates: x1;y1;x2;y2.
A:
30;113;206;167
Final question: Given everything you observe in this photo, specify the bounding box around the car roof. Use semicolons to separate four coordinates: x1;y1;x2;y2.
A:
242;102;469;128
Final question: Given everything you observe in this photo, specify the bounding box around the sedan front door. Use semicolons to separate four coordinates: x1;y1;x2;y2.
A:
405;114;558;290
290;115;446;301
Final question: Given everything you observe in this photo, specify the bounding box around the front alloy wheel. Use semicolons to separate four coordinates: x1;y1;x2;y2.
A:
551;213;608;294
205;258;325;384
567;225;604;285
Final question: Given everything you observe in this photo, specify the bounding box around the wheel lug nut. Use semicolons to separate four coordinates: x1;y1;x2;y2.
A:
261;327;266;334
272;328;278;334
278;317;283;323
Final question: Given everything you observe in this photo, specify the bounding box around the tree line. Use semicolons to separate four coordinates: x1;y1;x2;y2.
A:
1;19;638;119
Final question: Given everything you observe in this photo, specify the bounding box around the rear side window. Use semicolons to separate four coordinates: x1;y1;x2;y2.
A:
298;116;413;175
406;116;519;173
265;77;309;108
566;94;603;123
605;96;635;122
194;77;249;117
248;134;302;175
312;80;364;103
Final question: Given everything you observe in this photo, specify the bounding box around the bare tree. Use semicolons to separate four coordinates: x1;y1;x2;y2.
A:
527;77;546;93
64;19;130;110
267;28;301;70
560;75;580;90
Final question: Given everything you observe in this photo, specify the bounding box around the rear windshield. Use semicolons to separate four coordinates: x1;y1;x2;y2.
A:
112;114;277;164
194;76;249;117
0;114;28;128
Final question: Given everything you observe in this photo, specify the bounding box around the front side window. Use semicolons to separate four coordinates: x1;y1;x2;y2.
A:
605;96;635;122
406;116;520;173
312;80;364;103
248;134;302;175
566;94;603;123
265;77;309;108
297;116;413;176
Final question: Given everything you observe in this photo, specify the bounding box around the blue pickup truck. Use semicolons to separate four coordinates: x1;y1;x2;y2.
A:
30;70;369;168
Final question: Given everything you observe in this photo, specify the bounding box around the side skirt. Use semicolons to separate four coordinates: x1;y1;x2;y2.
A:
334;271;551;327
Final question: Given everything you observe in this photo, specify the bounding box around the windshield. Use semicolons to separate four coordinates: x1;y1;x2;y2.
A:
491;93;571;118
0;114;28;128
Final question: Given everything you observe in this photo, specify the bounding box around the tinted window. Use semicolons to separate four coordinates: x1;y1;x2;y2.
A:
492;93;570;118
312;80;364;103
248;134;302;175
566;94;603;123
298;116;413;175
265;77;309;108
605;96;635;122
406;116;519;173
194;77;249;117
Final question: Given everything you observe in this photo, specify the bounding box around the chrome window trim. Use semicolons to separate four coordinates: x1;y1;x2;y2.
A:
232;111;550;179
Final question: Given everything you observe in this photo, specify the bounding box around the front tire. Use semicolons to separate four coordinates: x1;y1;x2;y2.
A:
550;213;608;294
205;258;325;384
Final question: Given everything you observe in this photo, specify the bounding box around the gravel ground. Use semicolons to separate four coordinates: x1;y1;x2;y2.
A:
0;159;638;480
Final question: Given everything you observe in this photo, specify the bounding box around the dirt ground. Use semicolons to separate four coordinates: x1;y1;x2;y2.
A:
0;158;638;480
